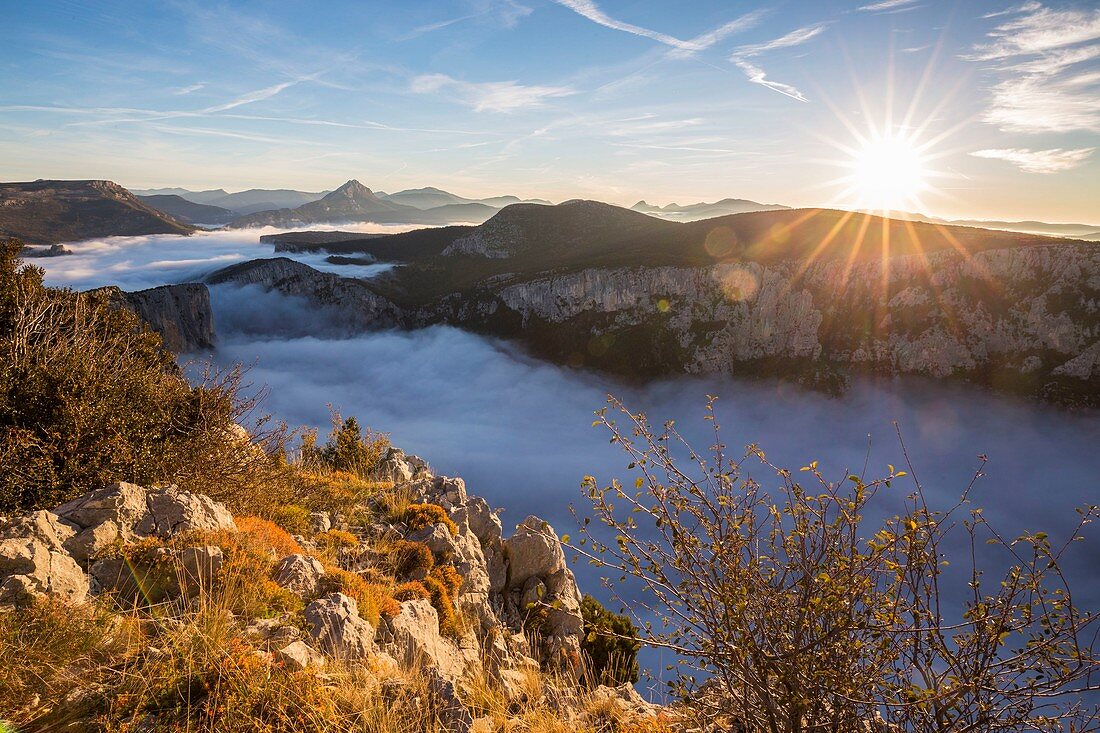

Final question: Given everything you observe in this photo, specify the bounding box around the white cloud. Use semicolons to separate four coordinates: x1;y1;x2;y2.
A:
984;72;1100;133
172;83;206;96
729;25;826;103
732;60;810;102
971;147;1095;173
398;0;532;40
859;0;919;12
200;79;305;114
732;25;827;58
551;0;761;55
411;74;575;113
969;2;1100;133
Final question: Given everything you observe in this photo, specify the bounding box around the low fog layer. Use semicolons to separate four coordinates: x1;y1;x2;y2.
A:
36;225;411;291
200;285;1100;582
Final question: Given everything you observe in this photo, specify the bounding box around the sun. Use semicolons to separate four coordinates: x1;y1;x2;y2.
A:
845;131;929;212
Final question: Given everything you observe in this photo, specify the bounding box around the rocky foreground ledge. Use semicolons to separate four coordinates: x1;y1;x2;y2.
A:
0;447;657;730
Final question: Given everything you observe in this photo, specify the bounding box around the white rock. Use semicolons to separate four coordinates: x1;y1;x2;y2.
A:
304;592;375;659
0;511;88;605
274;640;325;671
271;553;326;598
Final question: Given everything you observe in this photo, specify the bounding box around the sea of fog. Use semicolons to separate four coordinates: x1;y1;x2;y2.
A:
36;230;1100;692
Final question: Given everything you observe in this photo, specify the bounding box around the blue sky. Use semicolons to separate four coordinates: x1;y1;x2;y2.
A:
2;0;1098;221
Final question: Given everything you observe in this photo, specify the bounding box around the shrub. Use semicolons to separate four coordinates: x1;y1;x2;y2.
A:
0;238;288;514
579;396;1100;732
316;529;359;551
392;581;430;602
318;567;400;625
0;596;127;721
423;565;463;637
269;504;311;535
300;411;389;478
384;539;435;579
234;516;304;557
293;469;385;513
580;595;639;686
399;503;458;537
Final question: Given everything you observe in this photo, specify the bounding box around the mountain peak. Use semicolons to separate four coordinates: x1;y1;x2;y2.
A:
328;179;374;199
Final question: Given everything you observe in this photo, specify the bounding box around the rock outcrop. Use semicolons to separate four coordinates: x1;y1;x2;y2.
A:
0;482;236;607
305;592;377;659
118;283;216;353
0;448;654;729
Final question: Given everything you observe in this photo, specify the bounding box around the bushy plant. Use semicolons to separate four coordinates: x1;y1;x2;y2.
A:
577;396;1100;733
580;595;640;686
0;238;287;514
423;565;463;637
0;596;127;721
384;539;435;579
300;411;389;478
318;567;400;625
234;516;305;557
399;503;458;537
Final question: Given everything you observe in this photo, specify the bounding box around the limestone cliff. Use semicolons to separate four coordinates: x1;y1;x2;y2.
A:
115;282;216;353
207;236;1099;404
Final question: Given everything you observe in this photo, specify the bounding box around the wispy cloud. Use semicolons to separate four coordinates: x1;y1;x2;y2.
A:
729;25;827;102
550;0;760;55
731;60;810;102
200;78;308;114
968;2;1100;133
732;25;827;57
172;83;206;96
971;147;1095;173
410;74;575;113
398;0;532;40
859;0;919;12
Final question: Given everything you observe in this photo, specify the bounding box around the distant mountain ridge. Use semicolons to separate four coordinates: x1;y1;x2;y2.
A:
137;194;236;226
132;187;328;215
0;180;194;245
226;179;505;228
632;198;790;221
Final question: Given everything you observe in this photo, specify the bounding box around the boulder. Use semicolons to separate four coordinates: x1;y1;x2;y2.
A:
428;476;467;508
465;497;507;594
271;554;326;598
274;640;325;671
375;448;414;484
0;511;88;605
586;683;660;720
140;486;236;537
520;576;546;610
56;482;236;563
466;497;502;545
503;515;565;589
406;522;458;559
304;592;375;659
385;599;474;681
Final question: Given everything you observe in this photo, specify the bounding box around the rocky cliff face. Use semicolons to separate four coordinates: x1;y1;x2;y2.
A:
115;282;216;353
206;240;1100;404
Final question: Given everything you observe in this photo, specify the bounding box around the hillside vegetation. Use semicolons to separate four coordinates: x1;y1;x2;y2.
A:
0;180;195;245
